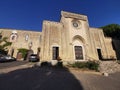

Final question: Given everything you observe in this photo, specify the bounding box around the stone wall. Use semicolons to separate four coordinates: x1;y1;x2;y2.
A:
61;11;90;61
0;29;42;58
99;61;120;74
89;28;116;60
89;28;108;60
104;38;116;59
40;20;63;61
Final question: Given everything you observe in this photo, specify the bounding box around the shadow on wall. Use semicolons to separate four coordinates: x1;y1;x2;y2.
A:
0;67;83;90
112;39;120;60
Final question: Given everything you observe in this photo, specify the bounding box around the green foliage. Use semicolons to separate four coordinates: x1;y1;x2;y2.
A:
17;48;28;58
70;61;99;71
101;24;120;39
0;32;12;54
71;62;86;68
86;61;99;71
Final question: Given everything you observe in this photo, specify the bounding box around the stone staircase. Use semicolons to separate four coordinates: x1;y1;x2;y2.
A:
99;61;120;74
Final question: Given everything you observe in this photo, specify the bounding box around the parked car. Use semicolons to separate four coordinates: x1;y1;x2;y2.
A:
29;54;39;62
0;54;16;62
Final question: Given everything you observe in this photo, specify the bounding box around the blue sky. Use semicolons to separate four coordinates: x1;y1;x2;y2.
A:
0;0;120;31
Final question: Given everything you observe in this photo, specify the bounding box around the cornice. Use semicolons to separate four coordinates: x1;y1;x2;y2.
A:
61;11;87;21
43;20;62;26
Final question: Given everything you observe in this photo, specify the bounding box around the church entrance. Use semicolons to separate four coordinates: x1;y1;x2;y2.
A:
74;46;83;60
52;47;59;60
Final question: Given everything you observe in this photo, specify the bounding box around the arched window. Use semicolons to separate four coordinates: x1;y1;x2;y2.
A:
25;34;29;41
12;35;15;40
10;32;18;42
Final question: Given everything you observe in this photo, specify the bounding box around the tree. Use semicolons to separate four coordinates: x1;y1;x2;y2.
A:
0;32;12;54
101;24;120;39
17;48;28;58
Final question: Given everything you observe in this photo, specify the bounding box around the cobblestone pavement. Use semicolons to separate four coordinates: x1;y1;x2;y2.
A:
0;65;120;90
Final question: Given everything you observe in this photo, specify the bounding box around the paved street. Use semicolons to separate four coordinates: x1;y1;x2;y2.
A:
72;70;120;90
0;65;120;90
0;61;28;69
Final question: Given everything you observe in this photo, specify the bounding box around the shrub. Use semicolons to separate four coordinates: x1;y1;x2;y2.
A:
71;62;86;68
17;48;28;58
0;32;12;54
86;61;99;71
70;61;99;71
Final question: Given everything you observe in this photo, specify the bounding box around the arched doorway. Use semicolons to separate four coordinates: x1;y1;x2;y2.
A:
72;35;85;60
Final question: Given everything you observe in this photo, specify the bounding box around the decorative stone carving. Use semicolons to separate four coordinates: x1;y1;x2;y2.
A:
10;30;18;42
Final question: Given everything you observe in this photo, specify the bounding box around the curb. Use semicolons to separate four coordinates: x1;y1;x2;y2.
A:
68;67;102;75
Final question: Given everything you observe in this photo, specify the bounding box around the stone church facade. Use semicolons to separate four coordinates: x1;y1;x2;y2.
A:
0;11;117;62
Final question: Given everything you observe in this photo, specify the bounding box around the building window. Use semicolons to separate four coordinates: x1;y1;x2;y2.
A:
74;46;83;60
12;35;15;40
25;34;29;41
10;30;18;42
73;22;79;27
10;34;18;42
72;19;81;29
